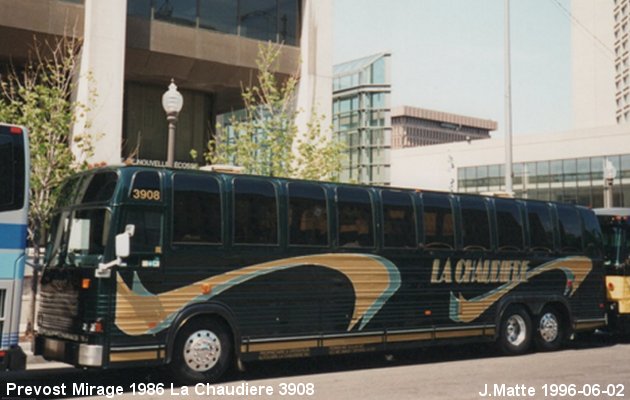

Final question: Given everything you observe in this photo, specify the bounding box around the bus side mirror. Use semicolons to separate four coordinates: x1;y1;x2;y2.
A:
115;233;130;258
96;224;136;278
115;224;135;259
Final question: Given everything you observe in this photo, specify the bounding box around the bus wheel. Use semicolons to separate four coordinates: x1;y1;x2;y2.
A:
499;306;532;355
171;318;232;384
535;306;564;351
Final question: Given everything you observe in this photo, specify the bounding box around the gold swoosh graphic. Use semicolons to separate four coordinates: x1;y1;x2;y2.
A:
450;256;593;323
115;253;400;336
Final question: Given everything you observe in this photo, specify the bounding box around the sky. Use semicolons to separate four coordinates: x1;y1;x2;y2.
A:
333;0;574;137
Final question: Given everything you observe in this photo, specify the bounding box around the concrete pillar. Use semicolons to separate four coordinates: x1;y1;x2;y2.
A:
295;0;333;138
72;0;127;165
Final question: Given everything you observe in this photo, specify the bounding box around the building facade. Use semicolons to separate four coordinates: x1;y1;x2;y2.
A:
0;0;332;165
390;124;630;208
571;0;617;128
389;1;630;208
614;0;630;123
333;53;391;185
391;106;496;149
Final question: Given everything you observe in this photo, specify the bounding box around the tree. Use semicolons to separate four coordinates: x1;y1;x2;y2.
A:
203;42;344;181
0;34;96;333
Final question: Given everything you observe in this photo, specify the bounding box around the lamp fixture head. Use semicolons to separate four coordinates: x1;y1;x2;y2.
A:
162;78;184;116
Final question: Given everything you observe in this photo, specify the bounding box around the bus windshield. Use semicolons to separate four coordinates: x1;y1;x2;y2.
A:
596;211;630;271
45;170;118;268
47;208;112;268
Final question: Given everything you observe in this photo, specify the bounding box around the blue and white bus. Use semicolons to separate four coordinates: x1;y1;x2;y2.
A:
0;123;28;370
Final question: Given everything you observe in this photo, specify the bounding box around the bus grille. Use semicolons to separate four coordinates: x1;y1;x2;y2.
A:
38;274;80;334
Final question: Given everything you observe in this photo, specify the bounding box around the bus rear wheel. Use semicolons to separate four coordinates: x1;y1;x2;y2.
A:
535;306;564;351
171;318;232;384
498;306;532;355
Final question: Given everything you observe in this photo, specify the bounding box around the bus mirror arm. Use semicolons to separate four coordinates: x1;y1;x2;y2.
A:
95;226;135;278
96;258;122;278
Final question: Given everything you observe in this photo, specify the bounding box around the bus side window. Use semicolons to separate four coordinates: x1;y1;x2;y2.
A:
495;198;525;252
556;204;583;253
382;190;416;248
172;174;222;244
287;182;328;246
0;131;25;211
422;193;454;250
578;208;603;258
81;172;118;204
123;208;163;253
526;202;554;253
460;196;491;251
337;187;374;248
233;178;278;245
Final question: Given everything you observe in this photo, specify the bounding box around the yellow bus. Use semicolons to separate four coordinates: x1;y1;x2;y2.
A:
595;208;630;333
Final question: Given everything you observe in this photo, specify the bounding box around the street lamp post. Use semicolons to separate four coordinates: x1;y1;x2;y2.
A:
604;159;617;208
504;0;514;196
162;79;184;167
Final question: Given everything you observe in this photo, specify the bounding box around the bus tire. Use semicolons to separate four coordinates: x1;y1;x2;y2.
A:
498;306;532;355
534;306;564;351
170;317;232;384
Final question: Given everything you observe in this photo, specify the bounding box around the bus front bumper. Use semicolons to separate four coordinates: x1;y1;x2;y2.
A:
0;345;26;371
34;335;103;367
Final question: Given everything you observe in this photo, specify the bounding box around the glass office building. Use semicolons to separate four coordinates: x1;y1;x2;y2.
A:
458;154;630;207
122;0;301;165
128;0;300;45
333;53;391;185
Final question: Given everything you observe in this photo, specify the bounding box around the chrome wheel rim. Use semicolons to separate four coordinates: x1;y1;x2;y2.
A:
506;314;527;346
184;329;221;372
539;313;559;343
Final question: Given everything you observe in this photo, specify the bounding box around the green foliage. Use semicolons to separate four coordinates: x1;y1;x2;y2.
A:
0;35;95;256
204;42;344;181
294;112;345;181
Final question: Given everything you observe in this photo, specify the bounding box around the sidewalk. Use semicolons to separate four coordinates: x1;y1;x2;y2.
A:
19;339;70;370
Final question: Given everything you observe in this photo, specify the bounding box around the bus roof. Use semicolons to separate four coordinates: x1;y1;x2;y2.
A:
593;207;630;217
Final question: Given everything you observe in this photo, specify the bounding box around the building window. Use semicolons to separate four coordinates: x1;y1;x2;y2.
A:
199;0;238;34
154;0;197;25
278;0;299;45
123;82;212;165
239;0;279;42
148;0;299;45
128;0;152;17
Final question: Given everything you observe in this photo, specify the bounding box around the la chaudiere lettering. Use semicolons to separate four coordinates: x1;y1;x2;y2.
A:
173;383;274;396
431;258;530;284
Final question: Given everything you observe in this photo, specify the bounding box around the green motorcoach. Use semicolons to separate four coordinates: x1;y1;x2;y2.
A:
34;166;606;383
